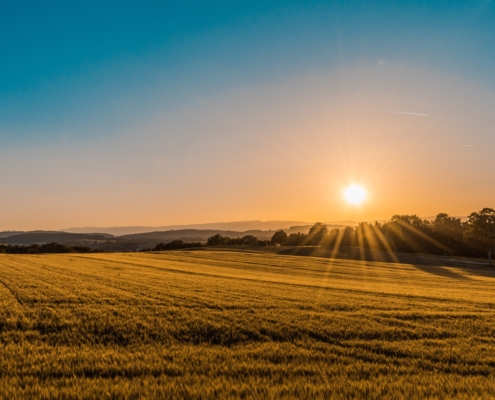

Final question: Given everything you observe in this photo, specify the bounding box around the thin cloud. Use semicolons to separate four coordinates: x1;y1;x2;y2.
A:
462;144;473;147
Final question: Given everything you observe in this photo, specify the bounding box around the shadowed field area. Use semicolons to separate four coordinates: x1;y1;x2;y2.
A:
0;250;494;399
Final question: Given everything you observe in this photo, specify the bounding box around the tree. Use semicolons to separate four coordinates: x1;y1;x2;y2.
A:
383;221;403;253
307;222;328;246
153;240;203;251
240;235;258;246
207;234;224;246
271;230;288;245
340;226;356;247
391;214;423;228
39;242;74;254
433;213;463;240
286;232;306;246
464;208;495;265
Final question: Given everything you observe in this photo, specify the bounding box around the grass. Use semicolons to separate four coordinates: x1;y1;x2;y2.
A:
0;249;494;399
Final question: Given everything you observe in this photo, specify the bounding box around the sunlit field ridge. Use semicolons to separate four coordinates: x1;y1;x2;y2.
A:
1;250;495;399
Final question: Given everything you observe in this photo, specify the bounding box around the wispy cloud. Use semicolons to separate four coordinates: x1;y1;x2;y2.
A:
462;144;473;147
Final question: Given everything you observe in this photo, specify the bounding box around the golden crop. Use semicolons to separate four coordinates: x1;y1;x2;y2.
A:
0;250;494;399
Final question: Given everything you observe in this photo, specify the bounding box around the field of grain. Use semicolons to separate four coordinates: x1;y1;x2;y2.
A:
0;249;494;399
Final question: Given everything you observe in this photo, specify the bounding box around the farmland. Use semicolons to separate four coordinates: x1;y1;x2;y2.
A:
0;250;494;399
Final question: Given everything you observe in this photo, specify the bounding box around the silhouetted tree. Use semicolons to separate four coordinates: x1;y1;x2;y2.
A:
0;242;98;254
307;222;328;246
206;234;262;246
71;246;92;253
429;213;468;255
271;230;288;245
240;235;258;246
355;222;386;251
324;228;341;248
340;226;356;247
286;232;306;246
153;240;202;250
391;214;424;228
383;221;403;253
387;215;448;254
207;234;225;246
433;213;464;240
39;242;74;253
464;208;495;265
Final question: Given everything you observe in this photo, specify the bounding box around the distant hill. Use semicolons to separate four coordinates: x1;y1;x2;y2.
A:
119;229;278;242
0;231;113;245
0;226;317;250
62;220;311;236
286;224;350;234
61;220;392;236
0;227;312;250
0;231;22;238
2;217;469;250
0;222;361;250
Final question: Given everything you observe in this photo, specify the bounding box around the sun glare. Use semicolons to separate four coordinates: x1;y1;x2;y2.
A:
344;185;367;205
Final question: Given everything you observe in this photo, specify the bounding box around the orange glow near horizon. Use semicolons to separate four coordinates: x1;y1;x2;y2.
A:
0;63;494;231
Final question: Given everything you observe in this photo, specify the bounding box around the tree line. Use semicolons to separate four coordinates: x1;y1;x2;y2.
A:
0;242;99;254
148;236;271;251
202;208;495;265
3;208;492;263
152;240;203;251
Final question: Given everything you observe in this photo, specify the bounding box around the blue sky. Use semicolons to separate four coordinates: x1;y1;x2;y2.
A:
1;1;495;229
2;1;494;143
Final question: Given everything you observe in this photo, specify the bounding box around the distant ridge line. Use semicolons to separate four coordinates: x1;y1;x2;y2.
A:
62;221;313;236
4;216;468;238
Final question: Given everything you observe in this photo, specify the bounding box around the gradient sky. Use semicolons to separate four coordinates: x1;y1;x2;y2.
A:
1;1;494;230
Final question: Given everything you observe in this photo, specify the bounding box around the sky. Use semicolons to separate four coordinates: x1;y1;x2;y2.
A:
1;0;494;230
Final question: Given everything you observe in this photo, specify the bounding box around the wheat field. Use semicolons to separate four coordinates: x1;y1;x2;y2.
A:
0;249;494;399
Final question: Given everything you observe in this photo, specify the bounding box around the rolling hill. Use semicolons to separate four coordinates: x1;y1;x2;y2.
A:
0;231;113;245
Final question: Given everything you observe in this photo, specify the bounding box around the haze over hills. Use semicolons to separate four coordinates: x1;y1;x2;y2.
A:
0;231;22;238
1;215;468;244
0;224;346;251
0;216;468;250
62;220;372;236
0;226;313;250
0;232;113;245
62;221;313;236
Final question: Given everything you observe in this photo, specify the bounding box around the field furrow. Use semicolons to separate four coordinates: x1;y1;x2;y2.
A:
0;250;494;399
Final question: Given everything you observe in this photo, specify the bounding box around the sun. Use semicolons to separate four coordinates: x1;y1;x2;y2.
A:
344;185;367;205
